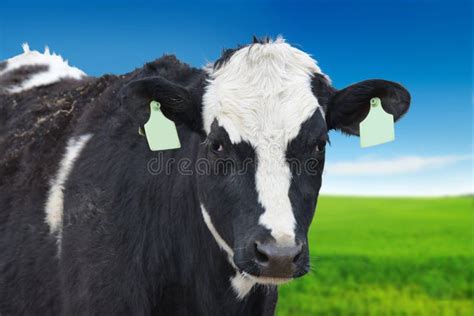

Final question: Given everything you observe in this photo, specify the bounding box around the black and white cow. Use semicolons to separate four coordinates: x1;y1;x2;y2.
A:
0;38;410;315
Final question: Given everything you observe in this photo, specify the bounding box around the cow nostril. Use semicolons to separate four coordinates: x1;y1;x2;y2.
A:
292;243;304;263
254;242;269;264
292;250;302;263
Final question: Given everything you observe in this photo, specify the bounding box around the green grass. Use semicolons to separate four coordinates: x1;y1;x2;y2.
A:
277;196;474;316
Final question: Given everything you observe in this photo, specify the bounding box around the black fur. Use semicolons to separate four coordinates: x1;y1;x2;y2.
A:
213;47;241;70
0;65;49;92
325;79;410;135
121;74;206;133
0;55;279;315
197;121;269;277
311;73;336;113
213;36;272;70
0;39;410;315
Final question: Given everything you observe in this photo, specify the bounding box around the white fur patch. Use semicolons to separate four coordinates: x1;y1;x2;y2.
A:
242;273;291;285
231;272;285;299
201;205;257;298
45;134;92;235
200;205;236;266
230;272;257;299
202;37;324;245
0;43;85;93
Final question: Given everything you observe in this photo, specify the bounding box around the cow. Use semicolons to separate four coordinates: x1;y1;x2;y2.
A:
0;37;410;315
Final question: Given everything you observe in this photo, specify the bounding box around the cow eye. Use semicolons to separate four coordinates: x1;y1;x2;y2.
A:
315;142;326;153
210;142;224;154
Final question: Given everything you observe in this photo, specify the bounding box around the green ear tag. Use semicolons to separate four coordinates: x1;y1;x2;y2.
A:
143;101;181;151
359;97;395;148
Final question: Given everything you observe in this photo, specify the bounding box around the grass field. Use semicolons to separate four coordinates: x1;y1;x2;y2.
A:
276;196;473;316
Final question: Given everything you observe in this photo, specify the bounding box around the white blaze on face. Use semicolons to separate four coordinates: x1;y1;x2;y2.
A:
202;37;326;246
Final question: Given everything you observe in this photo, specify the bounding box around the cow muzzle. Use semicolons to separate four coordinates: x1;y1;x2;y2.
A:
253;240;303;278
234;238;308;282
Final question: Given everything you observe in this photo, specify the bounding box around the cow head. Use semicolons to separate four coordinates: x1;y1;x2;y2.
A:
124;37;410;290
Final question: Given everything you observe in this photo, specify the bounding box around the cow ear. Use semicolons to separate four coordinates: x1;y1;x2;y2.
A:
121;76;203;132
326;79;410;135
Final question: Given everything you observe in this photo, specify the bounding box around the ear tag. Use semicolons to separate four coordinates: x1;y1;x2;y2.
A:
359;97;395;148
143;101;181;151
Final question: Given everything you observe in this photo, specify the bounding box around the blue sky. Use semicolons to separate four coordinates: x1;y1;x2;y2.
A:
1;0;472;195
